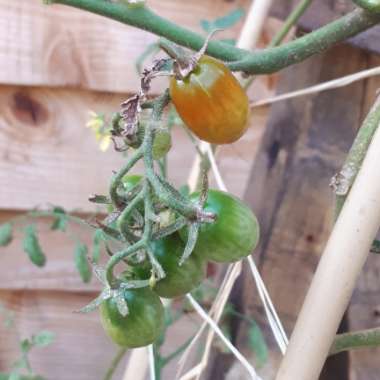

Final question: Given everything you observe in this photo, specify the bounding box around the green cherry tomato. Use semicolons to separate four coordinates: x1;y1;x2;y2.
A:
353;0;380;13
169;55;250;145
100;287;164;348
133;234;206;298
121;174;143;192
181;190;260;263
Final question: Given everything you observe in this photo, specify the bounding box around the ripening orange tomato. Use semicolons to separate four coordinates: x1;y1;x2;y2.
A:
169;55;250;144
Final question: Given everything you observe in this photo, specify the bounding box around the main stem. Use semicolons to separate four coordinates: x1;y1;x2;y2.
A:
50;0;380;75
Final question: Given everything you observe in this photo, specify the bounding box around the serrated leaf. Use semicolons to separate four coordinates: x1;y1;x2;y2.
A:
200;8;244;33
20;339;32;354
247;322;268;368
32;331;55;347
74;243;92;283
92;229;105;264
50;215;67;231
23;226;46;268
0;223;13;247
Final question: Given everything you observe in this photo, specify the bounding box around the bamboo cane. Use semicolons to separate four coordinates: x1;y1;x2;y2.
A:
275;112;380;380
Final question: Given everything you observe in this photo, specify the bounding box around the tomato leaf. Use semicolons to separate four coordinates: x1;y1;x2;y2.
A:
50;214;67;232
247;321;268;368
0;223;13;247
200;8;245;34
32;331;55;347
23;226;46;268
74;243;92;283
92;229;106;264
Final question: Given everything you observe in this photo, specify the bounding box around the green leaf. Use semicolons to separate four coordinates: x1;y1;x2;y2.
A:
200;8;245;33
32;331;55;347
371;239;380;253
50;215;67;231
0;223;13;247
247;321;268;368
8;373;21;380
23;226;46;268
92;229;105;264
20;339;32;354
178;185;190;197
74;243;92;283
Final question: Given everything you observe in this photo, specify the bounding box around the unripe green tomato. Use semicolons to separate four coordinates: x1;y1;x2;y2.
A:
132;234;206;298
121;174;143;192
152;129;172;160
353;0;380;12
170;55;250;145
180;190;260;263
100;287;164;348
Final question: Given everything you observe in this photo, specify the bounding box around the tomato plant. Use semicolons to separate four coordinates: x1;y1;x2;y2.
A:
181;190;260;262
169;55;250;144
100;287;164;348
132;234;206;298
353;0;380;12
121;174;142;192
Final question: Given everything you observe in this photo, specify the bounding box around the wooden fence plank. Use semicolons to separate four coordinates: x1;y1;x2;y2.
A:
347;55;380;380
0;85;267;212
270;0;380;54
0;289;200;380
222;44;368;380
0;0;251;93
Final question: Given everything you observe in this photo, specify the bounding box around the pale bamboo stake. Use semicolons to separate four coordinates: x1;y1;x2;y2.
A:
238;0;274;49
276;114;380;380
122;347;149;380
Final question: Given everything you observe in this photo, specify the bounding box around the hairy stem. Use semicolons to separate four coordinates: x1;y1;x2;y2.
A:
269;0;313;47
50;1;380;74
334;95;380;217
229;9;380;73
330;327;380;356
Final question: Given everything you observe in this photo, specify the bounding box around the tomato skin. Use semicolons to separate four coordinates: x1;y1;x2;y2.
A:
100;287;164;348
181;190;260;263
121;174;142;192
133;234;206;298
169;56;250;145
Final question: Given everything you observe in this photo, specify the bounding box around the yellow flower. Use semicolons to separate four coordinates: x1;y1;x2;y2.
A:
86;111;112;152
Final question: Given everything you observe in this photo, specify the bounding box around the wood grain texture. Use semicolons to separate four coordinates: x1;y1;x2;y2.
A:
270;0;380;54
223;44;369;380
347;54;380;380
0;85;267;212
0;289;201;380
0;0;250;93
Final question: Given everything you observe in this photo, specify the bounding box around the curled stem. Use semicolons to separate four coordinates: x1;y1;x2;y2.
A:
109;147;143;207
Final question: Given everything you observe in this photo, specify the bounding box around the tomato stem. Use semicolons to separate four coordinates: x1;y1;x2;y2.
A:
49;0;380;75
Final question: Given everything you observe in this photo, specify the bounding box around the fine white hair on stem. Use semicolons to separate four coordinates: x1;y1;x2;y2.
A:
251;65;380;108
186;294;262;380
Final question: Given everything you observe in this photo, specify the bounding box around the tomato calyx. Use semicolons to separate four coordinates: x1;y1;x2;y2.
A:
160;30;220;81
